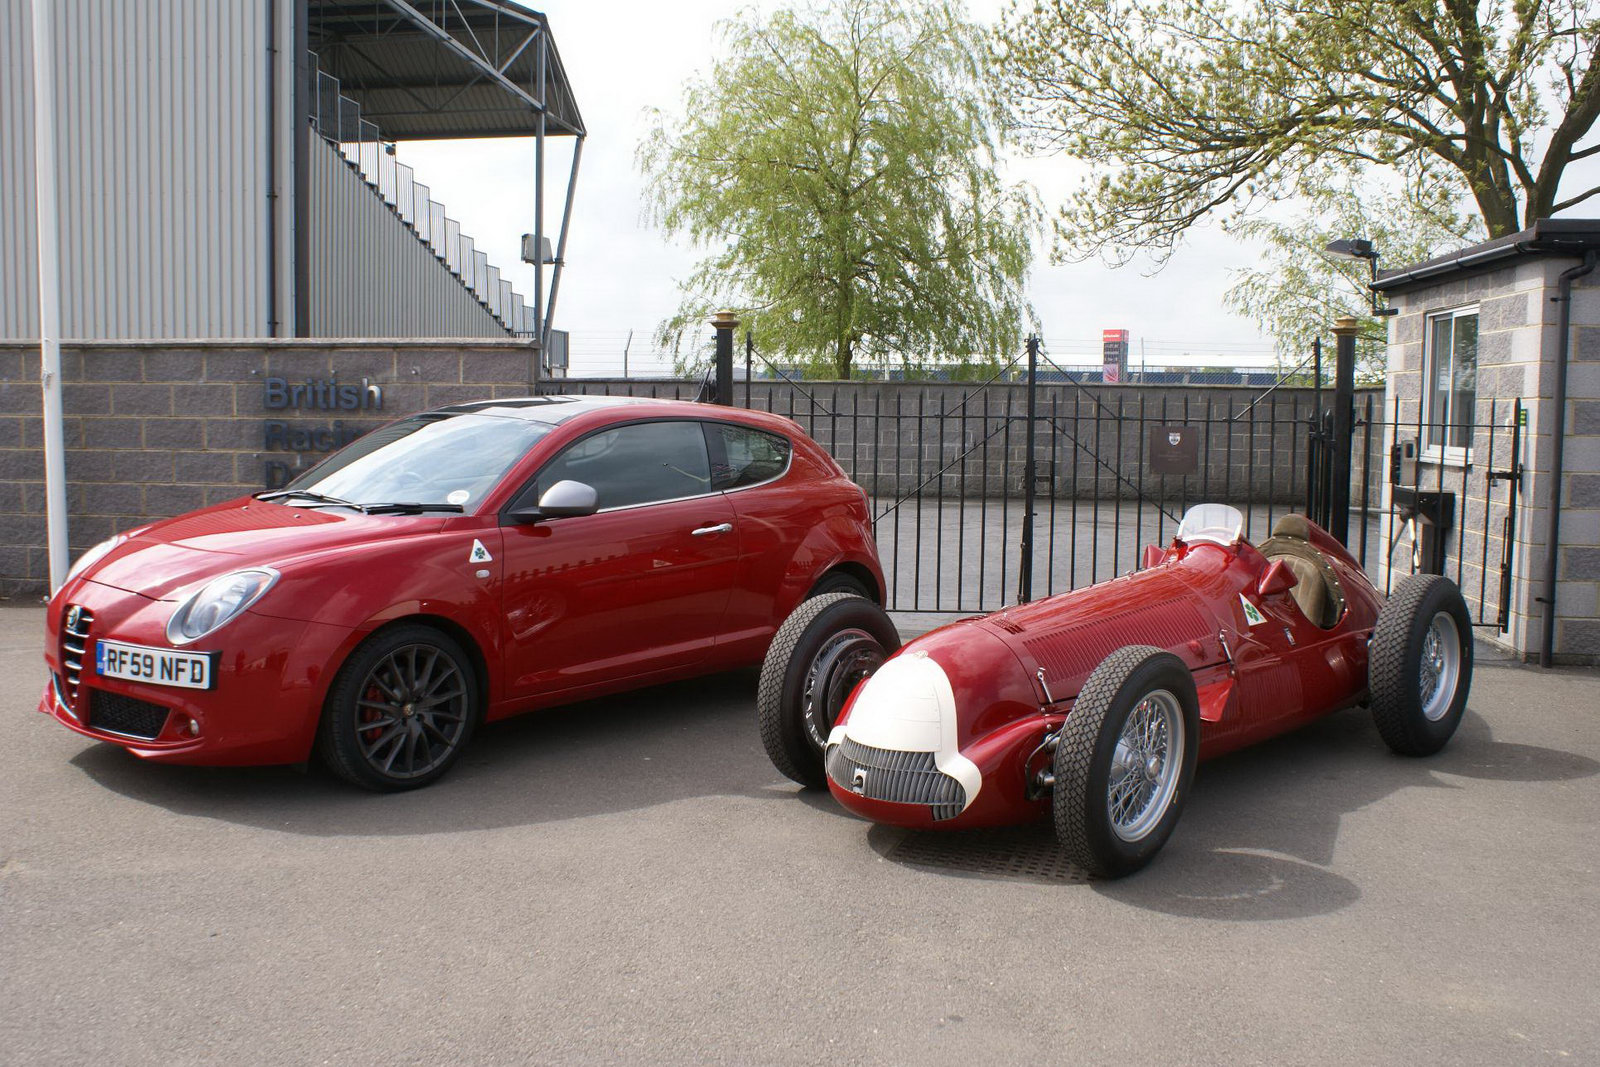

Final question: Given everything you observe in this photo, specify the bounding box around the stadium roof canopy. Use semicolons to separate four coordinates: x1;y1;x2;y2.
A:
306;0;585;141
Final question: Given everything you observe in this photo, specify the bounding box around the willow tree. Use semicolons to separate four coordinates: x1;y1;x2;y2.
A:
995;0;1600;265
640;0;1037;379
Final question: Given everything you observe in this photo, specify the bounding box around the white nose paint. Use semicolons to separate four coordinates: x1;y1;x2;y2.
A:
827;651;982;811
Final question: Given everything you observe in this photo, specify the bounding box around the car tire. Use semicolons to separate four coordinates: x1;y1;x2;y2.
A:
317;624;481;791
1369;574;1473;756
1052;646;1200;878
757;593;900;789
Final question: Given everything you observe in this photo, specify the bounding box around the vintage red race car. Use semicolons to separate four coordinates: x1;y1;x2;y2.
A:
42;396;884;791
757;504;1473;877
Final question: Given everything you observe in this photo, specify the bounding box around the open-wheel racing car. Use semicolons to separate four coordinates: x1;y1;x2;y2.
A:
757;504;1474;878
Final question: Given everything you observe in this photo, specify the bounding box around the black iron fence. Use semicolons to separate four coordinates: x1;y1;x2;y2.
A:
542;346;1520;628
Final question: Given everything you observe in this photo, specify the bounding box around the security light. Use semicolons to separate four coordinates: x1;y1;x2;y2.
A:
1323;237;1397;316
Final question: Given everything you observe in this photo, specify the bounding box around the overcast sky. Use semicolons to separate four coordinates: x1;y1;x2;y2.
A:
402;0;1290;377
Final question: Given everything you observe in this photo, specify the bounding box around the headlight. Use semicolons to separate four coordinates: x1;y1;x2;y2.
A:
64;535;125;584
166;568;279;645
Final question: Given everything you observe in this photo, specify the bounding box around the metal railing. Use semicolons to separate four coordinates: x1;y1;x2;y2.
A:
545;346;1520;629
307;53;536;335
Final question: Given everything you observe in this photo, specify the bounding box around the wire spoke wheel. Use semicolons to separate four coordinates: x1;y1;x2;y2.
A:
1053;647;1199;878
1418;612;1461;722
1370;574;1473;757
1106;690;1183;843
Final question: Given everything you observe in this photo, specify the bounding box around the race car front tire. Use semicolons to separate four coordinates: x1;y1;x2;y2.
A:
1052;646;1200;879
757;593;900;789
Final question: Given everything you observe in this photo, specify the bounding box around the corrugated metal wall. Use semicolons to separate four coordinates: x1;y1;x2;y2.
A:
0;5;41;340
306;137;509;338
0;0;272;340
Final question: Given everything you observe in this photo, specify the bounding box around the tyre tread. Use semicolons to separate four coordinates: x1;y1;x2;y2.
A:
756;593;896;788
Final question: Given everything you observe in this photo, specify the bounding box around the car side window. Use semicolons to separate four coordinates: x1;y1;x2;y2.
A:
705;423;792;491
534;421;713;510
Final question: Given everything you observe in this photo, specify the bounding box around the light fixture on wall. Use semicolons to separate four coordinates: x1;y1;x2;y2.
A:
1323;238;1399;317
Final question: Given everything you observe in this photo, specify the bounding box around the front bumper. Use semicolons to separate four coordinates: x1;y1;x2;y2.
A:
39;578;356;766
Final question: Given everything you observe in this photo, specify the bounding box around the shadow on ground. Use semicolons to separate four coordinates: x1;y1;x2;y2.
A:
69;668;776;837
853;687;1597;920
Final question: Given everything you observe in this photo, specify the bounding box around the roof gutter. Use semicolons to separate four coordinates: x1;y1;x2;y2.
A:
1540;249;1598;666
1373;239;1542;293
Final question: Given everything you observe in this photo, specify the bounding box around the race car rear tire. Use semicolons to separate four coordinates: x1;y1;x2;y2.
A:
757;593;900;789
1369;574;1473;756
1052;646;1200;879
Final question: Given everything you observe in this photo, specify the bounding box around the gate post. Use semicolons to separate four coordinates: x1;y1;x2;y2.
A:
711;310;738;406
1329;315;1359;544
1019;334;1039;603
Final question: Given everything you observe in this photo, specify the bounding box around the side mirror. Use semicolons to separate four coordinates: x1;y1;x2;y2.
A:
509;479;599;523
1258;558;1299;597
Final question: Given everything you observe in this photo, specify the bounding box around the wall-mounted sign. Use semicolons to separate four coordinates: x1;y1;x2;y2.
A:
1148;424;1198;476
261;376;384;488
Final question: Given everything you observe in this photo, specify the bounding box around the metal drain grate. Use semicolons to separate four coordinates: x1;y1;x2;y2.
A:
886;826;1091;883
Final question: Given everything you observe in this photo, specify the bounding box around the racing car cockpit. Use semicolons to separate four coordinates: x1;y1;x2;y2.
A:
1256;513;1346;628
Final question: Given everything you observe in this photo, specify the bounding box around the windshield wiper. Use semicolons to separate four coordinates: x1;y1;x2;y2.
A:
255;488;363;509
361;502;466;515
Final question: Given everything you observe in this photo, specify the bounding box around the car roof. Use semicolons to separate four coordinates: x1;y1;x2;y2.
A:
432;394;791;432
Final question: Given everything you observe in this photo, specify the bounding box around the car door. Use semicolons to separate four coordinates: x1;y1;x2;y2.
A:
498;420;739;700
701;421;801;649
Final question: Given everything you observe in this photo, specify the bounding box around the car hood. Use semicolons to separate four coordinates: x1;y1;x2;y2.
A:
974;557;1231;704
86;499;442;600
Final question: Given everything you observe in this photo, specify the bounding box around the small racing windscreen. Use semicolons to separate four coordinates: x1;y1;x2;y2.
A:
1175;503;1245;547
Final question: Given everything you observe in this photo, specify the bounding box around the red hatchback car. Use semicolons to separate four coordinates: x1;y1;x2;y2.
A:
41;396;885;790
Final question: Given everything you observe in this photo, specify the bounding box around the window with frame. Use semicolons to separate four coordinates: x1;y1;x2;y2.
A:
1424;306;1478;455
705;423;792;490
531;421;712;510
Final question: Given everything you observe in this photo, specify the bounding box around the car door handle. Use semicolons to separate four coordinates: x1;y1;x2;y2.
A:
691;523;733;536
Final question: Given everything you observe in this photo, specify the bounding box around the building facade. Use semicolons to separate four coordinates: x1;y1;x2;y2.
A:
1374;219;1600;665
1;0;583;348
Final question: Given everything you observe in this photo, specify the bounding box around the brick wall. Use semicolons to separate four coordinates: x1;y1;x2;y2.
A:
0;340;537;598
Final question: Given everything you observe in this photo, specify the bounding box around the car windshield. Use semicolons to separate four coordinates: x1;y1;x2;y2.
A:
1175;503;1245;547
279;412;551;509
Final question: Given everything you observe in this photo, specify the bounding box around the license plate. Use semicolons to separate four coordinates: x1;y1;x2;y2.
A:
94;640;218;690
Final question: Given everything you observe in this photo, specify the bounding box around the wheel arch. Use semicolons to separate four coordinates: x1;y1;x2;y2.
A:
809;560;883;603
373;613;491;711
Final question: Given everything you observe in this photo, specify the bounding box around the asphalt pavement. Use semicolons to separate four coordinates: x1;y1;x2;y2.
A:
1;602;1597;1066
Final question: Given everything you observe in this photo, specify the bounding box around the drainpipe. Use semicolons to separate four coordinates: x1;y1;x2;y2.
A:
31;0;69;592
1540;249;1597;667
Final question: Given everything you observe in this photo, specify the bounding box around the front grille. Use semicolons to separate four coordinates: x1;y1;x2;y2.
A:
826;737;966;821
88;691;170;740
59;605;95;710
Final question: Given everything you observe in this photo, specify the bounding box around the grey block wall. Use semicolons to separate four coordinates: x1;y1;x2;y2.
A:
0;340;537;598
1384;258;1600;664
554;377;1386;509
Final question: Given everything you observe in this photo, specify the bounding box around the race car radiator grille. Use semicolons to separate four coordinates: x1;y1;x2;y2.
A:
59;605;95;711
826;738;966;821
88;691;170;740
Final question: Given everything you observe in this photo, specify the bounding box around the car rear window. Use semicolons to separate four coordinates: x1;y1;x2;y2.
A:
705;423;792;490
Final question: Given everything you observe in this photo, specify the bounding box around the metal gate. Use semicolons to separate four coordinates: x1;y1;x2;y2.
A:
545;336;1520;628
